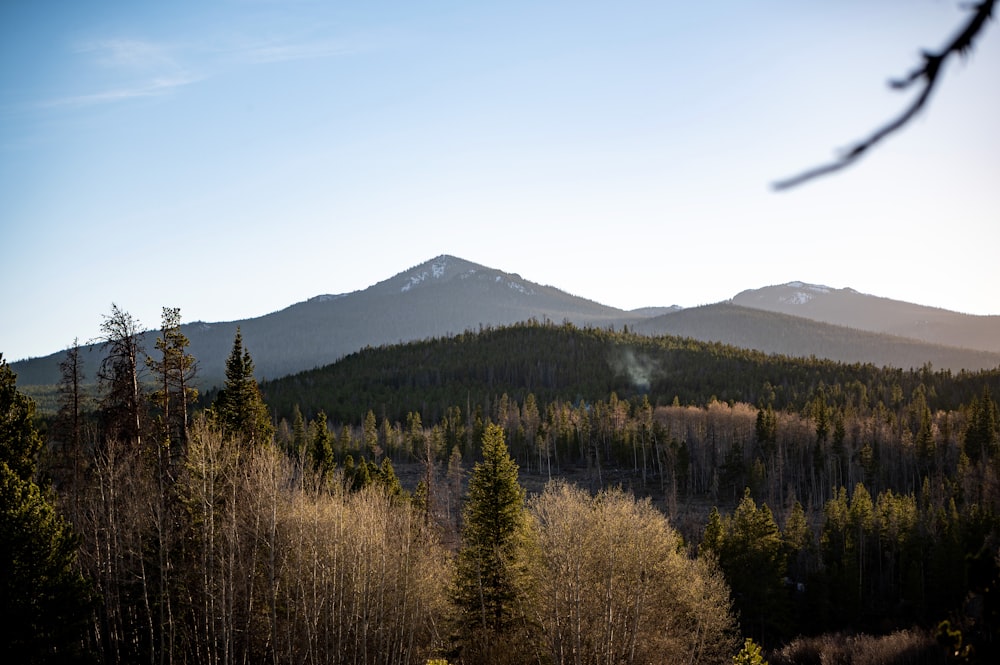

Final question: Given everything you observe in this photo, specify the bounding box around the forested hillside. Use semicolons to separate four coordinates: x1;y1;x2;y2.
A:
259;321;1000;657
259;320;1000;425
5;312;1000;663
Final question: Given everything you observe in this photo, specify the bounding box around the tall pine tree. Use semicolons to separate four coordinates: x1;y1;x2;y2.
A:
453;423;537;663
213;328;273;447
97;304;145;448
147;307;197;455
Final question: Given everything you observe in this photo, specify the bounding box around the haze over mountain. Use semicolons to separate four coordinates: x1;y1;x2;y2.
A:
732;282;1000;355
631;303;1000;372
11;256;1000;389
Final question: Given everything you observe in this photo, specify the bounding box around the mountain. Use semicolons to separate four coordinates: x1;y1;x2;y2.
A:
11;255;654;389
630;303;1000;372
732;282;1000;354
11;260;999;392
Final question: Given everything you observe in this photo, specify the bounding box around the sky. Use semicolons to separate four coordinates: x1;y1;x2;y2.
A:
2;0;999;362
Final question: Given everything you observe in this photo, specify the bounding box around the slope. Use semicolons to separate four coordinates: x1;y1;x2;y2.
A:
629;303;1000;372
732;282;1000;354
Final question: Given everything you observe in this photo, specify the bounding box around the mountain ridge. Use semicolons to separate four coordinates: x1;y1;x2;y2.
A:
731;280;1000;354
9;256;999;389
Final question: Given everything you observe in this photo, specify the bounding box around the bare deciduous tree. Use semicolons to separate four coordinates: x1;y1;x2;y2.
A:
774;0;995;189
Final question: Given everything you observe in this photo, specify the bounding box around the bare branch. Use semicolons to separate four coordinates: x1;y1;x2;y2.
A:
773;0;995;191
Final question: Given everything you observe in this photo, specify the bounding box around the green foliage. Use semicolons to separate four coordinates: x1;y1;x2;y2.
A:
0;356;43;481
733;637;768;665
261;320;1000;426
711;489;788;643
213;328;274;447
309;410;334;479
453;423;533;640
0;357;90;662
964;386;998;463
375;457;403;497
147;306;198;449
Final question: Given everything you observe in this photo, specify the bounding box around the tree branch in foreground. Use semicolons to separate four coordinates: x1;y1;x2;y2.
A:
772;0;995;191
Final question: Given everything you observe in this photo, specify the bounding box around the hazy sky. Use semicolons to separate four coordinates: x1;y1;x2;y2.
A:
2;0;998;362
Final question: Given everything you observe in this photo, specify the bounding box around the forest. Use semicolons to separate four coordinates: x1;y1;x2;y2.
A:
3;309;999;664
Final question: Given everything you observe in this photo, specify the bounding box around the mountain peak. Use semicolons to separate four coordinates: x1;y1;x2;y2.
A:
384;255;538;296
399;255;468;292
733;281;839;307
777;282;834;305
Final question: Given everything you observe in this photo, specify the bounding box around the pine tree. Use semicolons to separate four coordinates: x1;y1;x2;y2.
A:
213;328;273;447
964;386;998;464
53;339;88;501
363;409;379;458
98;303;145;448
375;457;403;497
0;356;91;662
718;489;788;643
290;405;307;459
147;307;197;454
453;423;536;661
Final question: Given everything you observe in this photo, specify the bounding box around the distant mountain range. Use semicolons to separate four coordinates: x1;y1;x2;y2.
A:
10;255;1000;389
731;282;1000;355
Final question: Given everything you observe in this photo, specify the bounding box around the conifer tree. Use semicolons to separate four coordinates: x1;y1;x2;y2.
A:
98;303;145;448
309;410;334;479
290;405;307;459
964;386;998;463
0;356;91;662
363;409;379;458
716;489;788;643
147;307;197;453
453;423;537;662
375;457;403;497
213;328;273;447
53;338;88;500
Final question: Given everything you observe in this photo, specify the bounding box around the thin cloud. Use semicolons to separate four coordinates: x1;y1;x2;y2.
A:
38;75;203;109
31;28;388;111
76;38;183;72
237;39;360;64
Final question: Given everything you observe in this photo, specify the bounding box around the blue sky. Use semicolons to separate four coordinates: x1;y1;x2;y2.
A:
2;0;999;362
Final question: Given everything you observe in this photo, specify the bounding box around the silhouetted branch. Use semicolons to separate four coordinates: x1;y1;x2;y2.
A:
773;0;995;191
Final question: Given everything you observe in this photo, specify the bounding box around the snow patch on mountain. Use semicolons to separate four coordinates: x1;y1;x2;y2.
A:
399;255;535;295
401;257;451;292
310;294;347;303
779;282;832;305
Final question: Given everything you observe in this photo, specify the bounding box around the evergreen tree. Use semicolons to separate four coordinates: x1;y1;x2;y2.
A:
716;489;788;644
363;409;379;458
309;410;334;479
98;303;146;448
0;356;91;663
146;307;197;453
701;505;725;556
213;328;273;447
53;338;88;499
290;405;307;459
375;457;403;497
453;423;536;662
964;386;998;463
